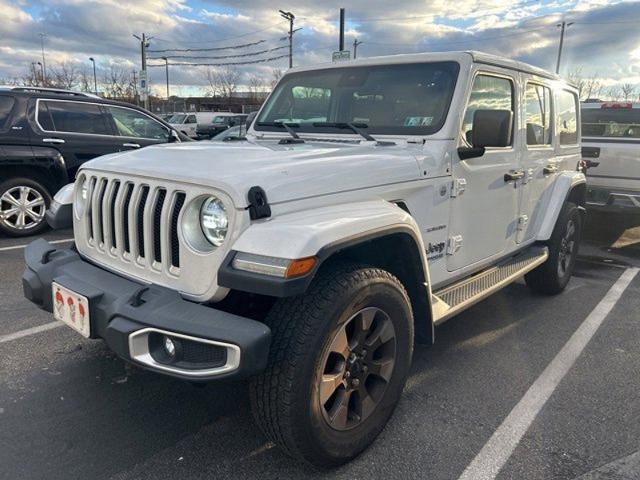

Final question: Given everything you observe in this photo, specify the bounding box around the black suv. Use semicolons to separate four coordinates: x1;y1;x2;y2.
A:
0;87;186;236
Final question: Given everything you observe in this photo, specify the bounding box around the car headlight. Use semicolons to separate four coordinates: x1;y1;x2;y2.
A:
74;176;89;217
200;196;228;246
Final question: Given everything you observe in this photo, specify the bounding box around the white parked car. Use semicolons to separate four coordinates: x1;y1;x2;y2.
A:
581;101;640;211
168;112;217;138
24;51;585;467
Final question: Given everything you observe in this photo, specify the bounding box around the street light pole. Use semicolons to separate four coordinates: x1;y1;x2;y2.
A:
555;21;573;74
89;57;98;95
162;57;169;99
353;38;362;59
38;33;47;85
339;8;345;52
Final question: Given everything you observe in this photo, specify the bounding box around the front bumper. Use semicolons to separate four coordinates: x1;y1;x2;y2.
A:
22;239;271;381
586;186;640;212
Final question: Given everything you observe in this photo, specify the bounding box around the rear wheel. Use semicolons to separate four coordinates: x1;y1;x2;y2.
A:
250;262;414;467
0;177;51;237
525;201;583;295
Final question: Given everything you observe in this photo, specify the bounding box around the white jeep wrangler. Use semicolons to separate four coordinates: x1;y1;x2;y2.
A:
23;51;586;467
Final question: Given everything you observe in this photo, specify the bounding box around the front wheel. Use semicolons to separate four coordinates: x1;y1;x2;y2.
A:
525;201;583;295
0;177;51;237
250;262;414;468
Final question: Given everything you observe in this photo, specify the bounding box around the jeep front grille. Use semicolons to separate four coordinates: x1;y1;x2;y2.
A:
82;175;186;273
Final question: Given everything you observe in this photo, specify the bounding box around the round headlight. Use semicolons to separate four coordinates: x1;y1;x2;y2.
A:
200;196;228;247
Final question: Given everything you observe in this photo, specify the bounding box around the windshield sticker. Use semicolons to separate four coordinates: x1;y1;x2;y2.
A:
405;116;433;126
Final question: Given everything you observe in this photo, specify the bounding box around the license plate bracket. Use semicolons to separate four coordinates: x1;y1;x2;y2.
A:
52;282;91;338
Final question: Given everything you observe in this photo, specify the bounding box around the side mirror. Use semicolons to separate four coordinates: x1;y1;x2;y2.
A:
168;130;179;143
470;109;513;148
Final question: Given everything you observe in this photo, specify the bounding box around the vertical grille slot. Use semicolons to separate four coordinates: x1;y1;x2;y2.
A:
153;189;167;264
171;193;186;268
94;178;108;246
86;176;97;241
107;180;120;250
137;186;150;258
122;184;134;254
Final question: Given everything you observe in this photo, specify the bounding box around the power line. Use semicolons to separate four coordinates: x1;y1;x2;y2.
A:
148;45;288;60
148;39;269;53
147;54;289;68
152;21;287;46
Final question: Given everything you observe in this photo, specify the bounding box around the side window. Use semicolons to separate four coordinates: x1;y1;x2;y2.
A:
106;106;170;140
463;74;514;146
525;83;552;146
0;96;16;129
556;90;578;145
40;100;112;135
186;115;197;124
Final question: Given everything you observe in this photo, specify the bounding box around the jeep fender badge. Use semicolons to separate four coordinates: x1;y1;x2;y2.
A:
247;186;271;220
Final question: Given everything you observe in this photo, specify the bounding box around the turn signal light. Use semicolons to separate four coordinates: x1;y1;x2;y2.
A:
285;257;317;278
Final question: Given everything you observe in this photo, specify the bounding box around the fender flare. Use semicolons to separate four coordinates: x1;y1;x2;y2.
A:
535;171;586;241
218;200;435;340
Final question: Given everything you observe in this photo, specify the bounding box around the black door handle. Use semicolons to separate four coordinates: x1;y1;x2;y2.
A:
504;170;525;182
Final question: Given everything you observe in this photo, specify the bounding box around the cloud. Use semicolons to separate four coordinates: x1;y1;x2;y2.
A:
0;0;638;97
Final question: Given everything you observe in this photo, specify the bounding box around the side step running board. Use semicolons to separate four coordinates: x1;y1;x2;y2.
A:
431;247;549;325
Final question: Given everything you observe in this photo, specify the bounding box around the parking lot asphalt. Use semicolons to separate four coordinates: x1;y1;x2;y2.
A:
1;212;639;480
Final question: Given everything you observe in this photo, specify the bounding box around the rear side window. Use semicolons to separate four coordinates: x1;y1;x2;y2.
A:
39;100;112;135
582;108;640;138
556;90;578;145
186;115;197;124
463;74;514;146
0;96;15;129
525;84;552;145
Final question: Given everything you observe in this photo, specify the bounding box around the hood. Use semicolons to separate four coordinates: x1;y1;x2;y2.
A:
81;139;425;208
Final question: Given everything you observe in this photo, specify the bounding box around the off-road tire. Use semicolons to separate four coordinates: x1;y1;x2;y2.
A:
0;177;51;237
525;201;583;295
249;262;414;468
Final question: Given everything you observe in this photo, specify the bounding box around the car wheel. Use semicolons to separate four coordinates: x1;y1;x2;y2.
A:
0;177;52;237
250;262;414;468
525;201;583;295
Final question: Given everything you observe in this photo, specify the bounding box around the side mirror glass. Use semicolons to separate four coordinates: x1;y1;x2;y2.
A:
470;109;513;148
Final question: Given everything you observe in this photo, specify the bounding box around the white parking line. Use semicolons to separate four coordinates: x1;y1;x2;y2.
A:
0;238;73;252
0;321;63;344
458;267;639;480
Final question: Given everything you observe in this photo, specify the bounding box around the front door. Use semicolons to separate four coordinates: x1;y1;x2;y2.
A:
447;72;520;272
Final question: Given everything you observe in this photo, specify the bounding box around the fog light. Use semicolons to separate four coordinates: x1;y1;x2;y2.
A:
163;336;177;357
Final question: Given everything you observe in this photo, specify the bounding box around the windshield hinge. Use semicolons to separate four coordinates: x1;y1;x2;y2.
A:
450;178;467;198
447;235;464;255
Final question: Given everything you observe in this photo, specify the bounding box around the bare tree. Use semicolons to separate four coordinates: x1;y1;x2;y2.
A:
49;61;79;89
206;66;240;98
247;73;264;100
621;83;636;101
21;64;40;86
566;68;585;99
606;86;621;101
582;74;603;101
269;67;283;89
102;66;134;100
78;65;93;93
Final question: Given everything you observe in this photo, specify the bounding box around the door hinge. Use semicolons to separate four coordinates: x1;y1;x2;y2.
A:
450;178;467;198
517;215;529;231
447;235;463;255
523;168;534;184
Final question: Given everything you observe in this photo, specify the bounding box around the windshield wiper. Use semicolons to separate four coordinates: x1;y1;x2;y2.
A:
257;121;304;144
312;122;395;146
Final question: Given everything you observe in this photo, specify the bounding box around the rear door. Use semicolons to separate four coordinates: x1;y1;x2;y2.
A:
447;71;521;272
517;80;556;243
103;105;171;150
33;99;121;176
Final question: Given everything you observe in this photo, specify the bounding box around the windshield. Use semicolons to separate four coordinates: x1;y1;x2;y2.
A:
582;108;640;138
168;114;186;124
255;61;459;136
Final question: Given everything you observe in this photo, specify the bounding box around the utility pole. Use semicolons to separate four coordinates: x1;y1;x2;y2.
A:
555;21;573;74
279;10;296;69
133;33;151;109
162;57;170;100
132;70;138;106
38;33;47;85
353;38;362;59
339;8;345;51
89;57;98;95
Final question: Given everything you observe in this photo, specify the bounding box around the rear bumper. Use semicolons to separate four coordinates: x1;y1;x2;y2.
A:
586;186;640;212
22;239;271;381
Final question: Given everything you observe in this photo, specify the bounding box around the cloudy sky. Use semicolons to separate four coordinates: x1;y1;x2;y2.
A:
1;0;639;96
